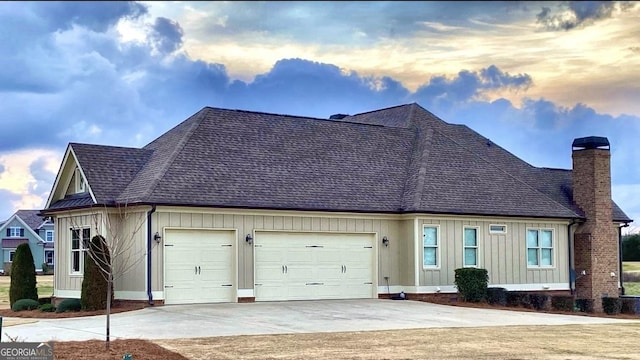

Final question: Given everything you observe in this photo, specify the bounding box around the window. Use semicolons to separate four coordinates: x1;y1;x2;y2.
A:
45;250;54;265
7;227;24;237
71;228;90;274
463;227;478;267
423;226;439;268
489;224;507;234
527;229;554;267
9;251;15;262
45;230;54;242
75;168;86;193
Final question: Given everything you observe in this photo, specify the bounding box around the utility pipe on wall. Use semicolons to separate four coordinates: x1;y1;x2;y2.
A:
146;205;157;305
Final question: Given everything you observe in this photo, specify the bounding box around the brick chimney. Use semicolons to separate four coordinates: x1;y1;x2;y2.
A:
571;136;618;312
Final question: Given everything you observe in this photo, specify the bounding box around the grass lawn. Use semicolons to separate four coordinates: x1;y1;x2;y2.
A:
0;275;54;309
623;261;640;272
625;282;640;295
155;323;640;360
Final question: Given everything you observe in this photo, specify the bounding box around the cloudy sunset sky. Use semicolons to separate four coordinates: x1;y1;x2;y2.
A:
0;1;638;231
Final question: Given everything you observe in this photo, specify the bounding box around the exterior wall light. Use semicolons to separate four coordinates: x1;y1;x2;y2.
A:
382;236;389;247
153;232;162;244
246;234;253;245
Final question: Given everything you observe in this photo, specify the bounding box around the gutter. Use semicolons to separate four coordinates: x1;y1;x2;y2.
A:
567;219;578;295
619;222;630;295
146;205;157;305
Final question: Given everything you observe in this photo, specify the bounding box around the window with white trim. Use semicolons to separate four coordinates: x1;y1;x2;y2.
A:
463;227;478;267
7;227;24;237
45;250;54;265
45;230;54;242
9;251;15;262
71;228;90;274
527;229;554;267
489;224;507;234
423;226;439;267
75;167;86;193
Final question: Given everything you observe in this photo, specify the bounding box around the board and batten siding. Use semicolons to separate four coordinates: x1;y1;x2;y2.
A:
151;208;407;294
54;209;149;295
418;218;569;289
54;212;101;293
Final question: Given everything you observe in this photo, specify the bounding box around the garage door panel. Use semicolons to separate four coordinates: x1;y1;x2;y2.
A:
164;229;235;305
254;285;287;301
255;231;375;301
255;264;284;282
287;248;314;264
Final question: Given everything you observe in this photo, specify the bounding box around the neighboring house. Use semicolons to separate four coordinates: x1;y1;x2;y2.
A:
0;210;55;274
42;103;632;312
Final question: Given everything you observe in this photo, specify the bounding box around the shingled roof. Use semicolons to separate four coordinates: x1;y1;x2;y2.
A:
14;210;46;230
46;103;632;222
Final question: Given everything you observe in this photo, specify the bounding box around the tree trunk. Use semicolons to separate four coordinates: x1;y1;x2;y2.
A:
106;273;112;349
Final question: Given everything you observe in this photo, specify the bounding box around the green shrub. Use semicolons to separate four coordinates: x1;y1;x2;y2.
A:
602;297;622;315
621;298;639;314
454;268;488;302
41;262;50;274
38;303;56;312
9;243;38;307
506;292;531;308
530;294;550;311
81;235;113;311
38;297;52;305
551;296;575;311
575;298;594;313
11;298;40;311
486;287;508;306
56;298;81;313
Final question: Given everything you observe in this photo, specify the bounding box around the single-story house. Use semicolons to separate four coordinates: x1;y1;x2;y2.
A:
0;209;55;274
42;103;632;312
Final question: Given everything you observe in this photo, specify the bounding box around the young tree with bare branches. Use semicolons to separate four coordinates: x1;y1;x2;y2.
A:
69;204;147;349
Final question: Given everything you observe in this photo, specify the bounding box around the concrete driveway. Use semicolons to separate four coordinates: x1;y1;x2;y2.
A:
2;299;637;342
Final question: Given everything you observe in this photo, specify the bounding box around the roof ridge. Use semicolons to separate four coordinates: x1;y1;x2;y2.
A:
411;127;433;210
350;103;415;117
434;126;580;217
125;110;206;202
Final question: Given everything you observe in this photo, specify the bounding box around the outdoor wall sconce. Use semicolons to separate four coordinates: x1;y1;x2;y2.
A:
153;232;162;244
382;236;389;247
245;234;253;245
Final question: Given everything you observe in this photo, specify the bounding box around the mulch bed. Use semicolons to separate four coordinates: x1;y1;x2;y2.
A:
0;301;147;319
423;298;640;320
52;339;188;360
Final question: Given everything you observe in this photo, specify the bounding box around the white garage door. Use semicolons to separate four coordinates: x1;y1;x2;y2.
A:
254;232;376;301
164;229;236;304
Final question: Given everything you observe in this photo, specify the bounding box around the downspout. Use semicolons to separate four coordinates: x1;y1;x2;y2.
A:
567;219;577;295
619;222;630;295
146;205;157;305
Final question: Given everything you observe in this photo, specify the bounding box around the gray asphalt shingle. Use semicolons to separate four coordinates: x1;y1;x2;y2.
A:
47;103;632;222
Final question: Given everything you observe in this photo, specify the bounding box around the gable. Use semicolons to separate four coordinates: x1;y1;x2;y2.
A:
45;145;97;209
0;214;44;243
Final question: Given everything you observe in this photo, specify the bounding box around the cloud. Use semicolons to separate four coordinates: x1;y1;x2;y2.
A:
29;157;57;198
536;1;634;31
412;65;532;112
150;17;184;54
31;1;148;33
0;189;21;221
183;1;532;46
222;58;410;116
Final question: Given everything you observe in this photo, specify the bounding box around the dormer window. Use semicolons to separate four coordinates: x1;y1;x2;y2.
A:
75;167;86;193
7;227;24;237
